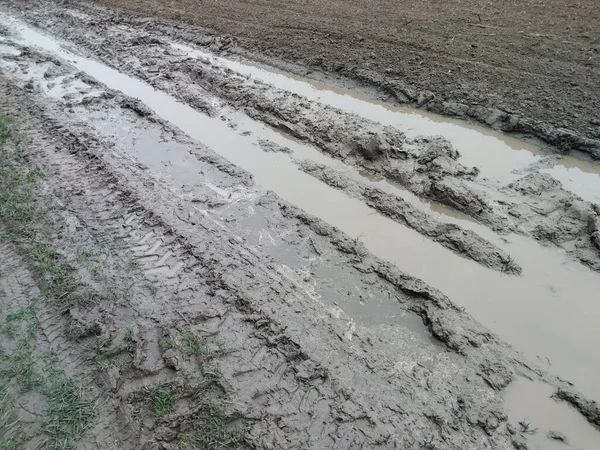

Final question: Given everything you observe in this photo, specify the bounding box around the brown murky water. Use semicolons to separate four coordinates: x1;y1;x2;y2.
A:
2;14;600;443
504;377;600;450
173;42;600;204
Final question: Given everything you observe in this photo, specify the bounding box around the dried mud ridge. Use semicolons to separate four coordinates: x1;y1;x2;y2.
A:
0;22;599;450
8;0;600;274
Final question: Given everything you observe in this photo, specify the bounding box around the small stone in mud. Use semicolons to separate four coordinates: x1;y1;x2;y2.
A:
43;66;61;79
162;348;182;370
548;430;568;443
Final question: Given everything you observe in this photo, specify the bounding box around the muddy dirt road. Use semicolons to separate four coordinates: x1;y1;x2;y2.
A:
0;1;599;449
92;0;600;159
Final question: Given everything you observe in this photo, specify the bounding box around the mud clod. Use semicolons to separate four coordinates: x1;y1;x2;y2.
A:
554;388;600;427
258;139;292;154
548;430;568;443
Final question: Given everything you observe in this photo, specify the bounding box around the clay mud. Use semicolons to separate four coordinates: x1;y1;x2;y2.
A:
0;1;599;449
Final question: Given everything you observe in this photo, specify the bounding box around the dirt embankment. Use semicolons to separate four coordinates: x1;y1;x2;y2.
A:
88;0;600;159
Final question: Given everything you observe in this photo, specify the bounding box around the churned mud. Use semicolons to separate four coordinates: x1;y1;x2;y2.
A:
92;0;600;160
9;1;599;275
0;1;600;450
300;160;521;274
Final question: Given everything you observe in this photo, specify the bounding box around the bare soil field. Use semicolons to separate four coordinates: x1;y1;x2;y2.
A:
0;1;599;449
92;0;600;158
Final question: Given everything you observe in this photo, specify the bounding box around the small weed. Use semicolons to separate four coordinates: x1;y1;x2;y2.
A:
64;321;85;341
0;343;43;392
127;259;138;271
182;332;210;358
6;307;36;323
122;285;134;300
182;332;224;360
180;369;194;382
91;332;134;370
162;334;175;350
0;117;12;143
518;419;538;435
202;368;222;386
79;248;95;260
124;327;133;343
142;387;175;417
2;306;36;338
26;168;42;182
92;347;123;370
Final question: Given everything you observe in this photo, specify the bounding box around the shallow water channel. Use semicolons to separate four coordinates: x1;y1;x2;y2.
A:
1;13;600;447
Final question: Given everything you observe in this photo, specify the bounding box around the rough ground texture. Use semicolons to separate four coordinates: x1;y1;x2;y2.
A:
2;1;600;449
88;0;600;158
1;16;596;449
300;160;521;274
0;61;525;449
7;0;599;273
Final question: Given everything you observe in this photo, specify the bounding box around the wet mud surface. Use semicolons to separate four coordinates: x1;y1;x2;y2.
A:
90;0;600;159
0;2;599;449
3;0;600;275
300;160;521;274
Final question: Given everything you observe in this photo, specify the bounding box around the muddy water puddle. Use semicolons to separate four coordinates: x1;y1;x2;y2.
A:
3;13;600;423
173;42;600;203
504;377;600;450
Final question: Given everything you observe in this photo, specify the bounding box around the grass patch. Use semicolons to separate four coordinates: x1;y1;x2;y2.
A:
91;327;136;370
0;345;43;392
0;118;96;448
0;306;96;449
42;376;96;449
0;305;43;392
179;413;242;450
124;326;133;343
140;387;175;417
0;116;81;311
162;329;224;361
0;387;24;450
91;346;130;370
182;331;212;358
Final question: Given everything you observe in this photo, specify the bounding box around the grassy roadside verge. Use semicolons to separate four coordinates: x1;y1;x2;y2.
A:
0;116;97;449
0;115;247;449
